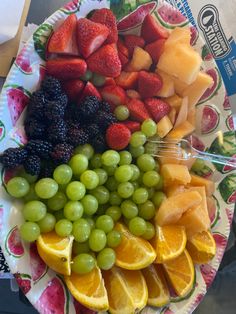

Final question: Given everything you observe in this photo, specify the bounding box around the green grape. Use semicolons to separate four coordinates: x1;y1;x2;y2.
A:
137;154;156;172
141;119;157;137
54;209;65;221
47;191;67;211
91;186;110;204
155;176;164;190
132;181;139;190
96;204;109;216
152;191;166;207
191;159;205;172
106;206;122;222
73;218;91;242
18;169;38;183
89;229;107;252
123;217;130;226
55;219;73;237
144;142;157;155
74;144;94;159
142;222;155;240
114;106;129;121
138;200;156;220
129;217;147;236
66;181;86;201
147;187;155;199
23;184;39;202
105;177;119;192
115;165;133;183
102;150;120;167
7;177;30;198
117;182;134;199
109;191;122;206
103;165;117;176
20;222;40;242
86;217;95;230
59;184;68;192
81;195;98;215
90;154;102;169
137;172;144;185
53;164;73;185
38;213;56;233
97;248;116;270
130;131;147;147
130;164;140;181
121;200;138;219
35;178;58;199
129;145;145;158
94;168;108;185
23;201;46;222
96;215;114;234
142;171;160;187
80;170;99;190
91;73;106;86
80;70;93;81
64;201;84;221
132;187;149;204
71;253;95;274
119;151;132;165
73;241;90;255
69;154;88;176
107;230;122;248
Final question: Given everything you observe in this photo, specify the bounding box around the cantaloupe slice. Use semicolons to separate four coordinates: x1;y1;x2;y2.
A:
155;191;202;226
158;151;181;165
173;77;188;95
166;94;183;110
165;27;191;48
187;108;196;125
155;70;175;98
161;164;191;185
166;121;195;141
189;174;215;196
157;116;173;138
174;97;188;128
164;184;185;197
128;47;152;71
168;108;177;125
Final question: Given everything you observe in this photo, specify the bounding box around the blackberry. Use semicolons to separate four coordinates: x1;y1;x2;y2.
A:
66;119;81;130
51;143;74;165
91;134;107;153
48;120;67;144
26;90;48;120
96;111;117;131
100;101;111;113
54;93;68;108
78;96;100;119
87;124;101;140
44;101;65;121
39;162;56;178
67;127;89;147
0;147;27;169
24;118;46;139
41;76;62;98
24;155;41;176
26;140;53;159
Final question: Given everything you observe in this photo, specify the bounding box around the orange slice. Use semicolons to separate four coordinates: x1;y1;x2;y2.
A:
64;265;109;311
151;225;187;263
163;249;195;298
37;231;73;276
142;264;170;307
103;266;148;314
114;222;156;270
186;230;216;264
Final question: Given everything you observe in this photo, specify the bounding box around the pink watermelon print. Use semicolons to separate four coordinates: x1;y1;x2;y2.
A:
226;208;234;225
6;85;30;126
201;44;213;61
1;167;19;187
226;115;235;131
15;273;32;294
30;242;48;282
223;94;231;110
35;277;69;314
199;68;222;104
161;308;174;314
11;127;28;146
190;26;199;46
213;232;228;262
191;293;205;312
74;299;96;314
0;120;6;142
200;264;216;289
190;135;205;152
201;105;220;134
156;2;188;29
15;46;33;74
0;206;3;231
5;226;24;258
61;0;81;14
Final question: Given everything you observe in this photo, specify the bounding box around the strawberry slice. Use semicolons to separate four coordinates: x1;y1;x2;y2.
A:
124;35;145;56
79;82;101;101
76;18;109;58
117;37;129;68
87;44;121;78
46;58;87;80
141;14;169;43
104;77;116;87
62;79;84;101
145;39;166;64
48;14;78;56
115;71;139;90
100;85;126;109
138;71;162;98
121;120;141;133
126;99;150;122
90;8;118;44
145;98;171;123
118;53;129;68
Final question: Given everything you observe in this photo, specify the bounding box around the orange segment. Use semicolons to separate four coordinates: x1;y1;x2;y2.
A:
37;231;73;276
151;225;187;263
103;266;148;314
64;266;109;311
186;230;216;264
142;264;170;307
114;222;156;270
163;249;195;298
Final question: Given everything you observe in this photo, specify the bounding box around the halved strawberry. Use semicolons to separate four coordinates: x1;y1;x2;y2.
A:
144;98;171;123
117;37;129;58
124;35;145;56
46;58;87;80
48;14;78;56
141;14;169;43
90;8;118;44
62;79;84;101
80;82;101;101
126;99;150;122
100;85;126;109
104;77;116;87
145;39;166;64
76;18;109;58
118;53;129;68
138;71;162;98
121;120;141;133
87;44;121;78
115;71;138;90
126;89;141;99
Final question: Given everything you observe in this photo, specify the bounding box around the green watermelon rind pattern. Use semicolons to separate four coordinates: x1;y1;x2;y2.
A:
0;120;6;142
218;174;236;204
33;24;53;61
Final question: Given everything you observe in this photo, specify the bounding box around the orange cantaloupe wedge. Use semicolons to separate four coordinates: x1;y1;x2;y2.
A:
189;174;215;196
164;184;185;197
168;108;177;125
166;94;183;111
161;164;191;186
187;108;196;125
158;151;181;165
128;47;152;71
155;70;175;98
157;116;173;138
165;27;191;47
166;121;195;141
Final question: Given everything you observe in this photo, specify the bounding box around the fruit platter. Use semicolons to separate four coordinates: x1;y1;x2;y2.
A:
0;0;235;313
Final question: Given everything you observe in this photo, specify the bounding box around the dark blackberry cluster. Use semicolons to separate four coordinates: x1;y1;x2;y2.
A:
24;155;41;176
77;96;100;119
48;120;67;144
26;140;53;159
0;148;27;169
51;143;74;165
67;127;89;147
41;76;62;98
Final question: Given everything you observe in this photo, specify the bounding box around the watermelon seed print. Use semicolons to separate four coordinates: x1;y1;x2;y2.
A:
226;114;235;131
5;226;25;258
198;68;222;104
0;120;6;142
201;105;220;135
15;45;33;75
223;94;231;110
33;24;53;60
60;0;81;14
190;26;199;46
14;273;32;294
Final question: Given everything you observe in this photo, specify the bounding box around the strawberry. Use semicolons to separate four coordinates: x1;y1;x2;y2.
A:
145;39;166;64
76;18;109;58
106;123;131;150
124;35;145;56
46;58;87;80
48;14;78;56
141;14;169;43
118;52;129;68
90;8;118;44
126;89;141;99
117;37;129;58
126;99;150;122
121;120;141;133
80;82;101;101
144;98;171;123
87;44;121;78
62;79;84;101
104;77;116;86
115;71;138;90
100;85;126;109
138;71;162;98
